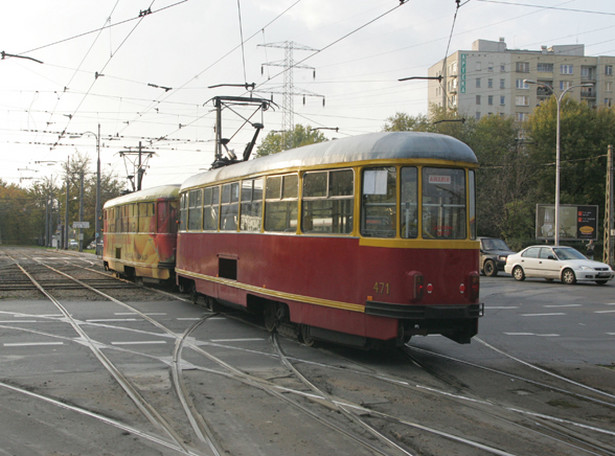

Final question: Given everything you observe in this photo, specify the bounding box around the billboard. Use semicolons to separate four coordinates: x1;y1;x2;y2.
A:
536;204;598;241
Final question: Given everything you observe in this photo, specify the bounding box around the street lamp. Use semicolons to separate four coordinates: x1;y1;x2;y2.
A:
76;125;101;255
524;79;594;246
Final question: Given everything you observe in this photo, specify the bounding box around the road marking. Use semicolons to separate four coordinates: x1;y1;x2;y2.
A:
607;333;615;336
4;342;64;347
86;318;139;322
543;304;581;308
210;338;264;343
505;332;559;337
595;310;615;314
521;312;566;317
114;312;167;316
110;341;167;345
485;306;519;310
176;317;203;321
0;320;38;323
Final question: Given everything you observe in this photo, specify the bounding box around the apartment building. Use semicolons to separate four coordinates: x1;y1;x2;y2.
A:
428;38;615;121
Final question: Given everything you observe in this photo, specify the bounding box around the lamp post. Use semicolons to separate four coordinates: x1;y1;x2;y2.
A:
524;79;594;246
77;124;101;255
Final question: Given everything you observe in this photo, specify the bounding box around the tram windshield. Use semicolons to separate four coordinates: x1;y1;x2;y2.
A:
360;166;471;239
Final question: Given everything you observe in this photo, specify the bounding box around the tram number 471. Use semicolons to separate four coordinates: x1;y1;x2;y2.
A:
373;282;390;295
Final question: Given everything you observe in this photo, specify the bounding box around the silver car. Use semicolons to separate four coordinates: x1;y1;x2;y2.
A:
504;245;614;285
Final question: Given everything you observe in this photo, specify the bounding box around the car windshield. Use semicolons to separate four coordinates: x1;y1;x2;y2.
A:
553;247;587;260
483;239;510;250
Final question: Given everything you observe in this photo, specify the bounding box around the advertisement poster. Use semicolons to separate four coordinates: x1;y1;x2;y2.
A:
536;204;598;241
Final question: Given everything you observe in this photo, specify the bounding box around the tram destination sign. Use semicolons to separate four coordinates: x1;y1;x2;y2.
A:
72;221;90;229
536;204;598;241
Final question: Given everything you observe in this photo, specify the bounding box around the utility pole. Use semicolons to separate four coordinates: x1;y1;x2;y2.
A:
120;142;154;192
64;156;70;250
604;145;614;266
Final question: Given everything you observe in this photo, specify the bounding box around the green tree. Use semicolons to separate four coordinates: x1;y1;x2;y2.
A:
256;124;328;157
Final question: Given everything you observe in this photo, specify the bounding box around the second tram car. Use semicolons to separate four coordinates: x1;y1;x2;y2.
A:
103;185;180;283
175;132;482;348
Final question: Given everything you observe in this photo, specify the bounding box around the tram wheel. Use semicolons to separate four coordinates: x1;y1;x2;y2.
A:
299;325;315;347
263;303;278;332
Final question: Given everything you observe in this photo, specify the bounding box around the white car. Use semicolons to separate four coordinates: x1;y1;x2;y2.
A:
504;245;614;285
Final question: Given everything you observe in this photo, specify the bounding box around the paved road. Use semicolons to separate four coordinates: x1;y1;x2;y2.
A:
411;274;615;367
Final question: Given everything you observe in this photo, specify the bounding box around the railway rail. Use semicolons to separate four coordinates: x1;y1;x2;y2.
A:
1;247;614;455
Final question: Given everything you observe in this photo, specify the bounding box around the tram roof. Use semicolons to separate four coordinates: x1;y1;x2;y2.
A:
103;184;180;209
181;131;477;191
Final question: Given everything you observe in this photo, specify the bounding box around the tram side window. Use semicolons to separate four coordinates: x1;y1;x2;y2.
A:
422;168;466;239
400;167;418;239
265;174;298;232
158;201;178;234
179;193;187;230
240;178;263;232
138;202;155;232
203;186;220;231
128;204;138;233
302;169;353;234
220;182;239;231
361;168;396;238
187;189;202;231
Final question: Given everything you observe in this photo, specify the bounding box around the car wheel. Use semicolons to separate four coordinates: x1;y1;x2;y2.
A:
512;266;525;281
483;259;498;277
561;268;576;285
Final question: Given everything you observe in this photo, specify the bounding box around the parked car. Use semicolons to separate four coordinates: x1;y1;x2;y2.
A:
504;245;614;285
479;237;514;277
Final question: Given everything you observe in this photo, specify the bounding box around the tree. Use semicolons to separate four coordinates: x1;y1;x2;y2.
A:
255;124;328;157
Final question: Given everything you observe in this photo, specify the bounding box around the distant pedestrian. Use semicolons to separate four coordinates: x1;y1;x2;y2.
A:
586;240;595;260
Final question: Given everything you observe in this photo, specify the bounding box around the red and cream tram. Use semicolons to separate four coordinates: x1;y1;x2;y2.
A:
176;131;482;348
103;185;180;284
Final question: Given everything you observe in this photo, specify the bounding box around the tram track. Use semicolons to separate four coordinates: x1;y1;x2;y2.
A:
2;248;614;455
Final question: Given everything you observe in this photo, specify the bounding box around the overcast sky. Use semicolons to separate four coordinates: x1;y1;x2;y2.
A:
1;0;614;190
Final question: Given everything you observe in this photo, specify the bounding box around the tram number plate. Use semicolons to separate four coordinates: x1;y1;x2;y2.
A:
373;282;390;295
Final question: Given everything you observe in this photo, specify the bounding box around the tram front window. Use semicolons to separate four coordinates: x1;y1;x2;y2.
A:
361;167;396;238
422;168;466;239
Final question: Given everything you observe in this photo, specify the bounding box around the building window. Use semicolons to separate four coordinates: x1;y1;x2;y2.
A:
515;62;530;73
476;95;481;105
476;61;482;71
488;95;493;106
516;112;529;122
500;64;506;72
516;79;529;89
500;95;505;106
606;65;613;76
537;63;553;73
560;64;573;75
488;62;494;72
475;111;481;120
560;80;571;90
515;95;529;106
607;81;613;92
488;78;493;88
500;79;505;89
476;78;481;88
605;98;612;107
